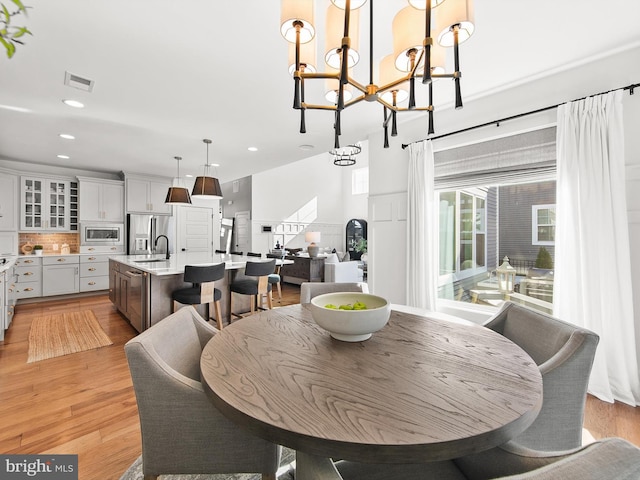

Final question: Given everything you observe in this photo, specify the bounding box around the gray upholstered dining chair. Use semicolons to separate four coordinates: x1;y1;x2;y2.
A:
124;306;281;480
299;281;369;303
482;301;599;451
294;437;640;480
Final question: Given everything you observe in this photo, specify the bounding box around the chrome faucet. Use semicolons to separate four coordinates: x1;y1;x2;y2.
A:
154;235;170;260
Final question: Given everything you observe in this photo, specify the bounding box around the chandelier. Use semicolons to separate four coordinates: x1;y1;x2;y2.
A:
331;143;361;166
280;0;475;149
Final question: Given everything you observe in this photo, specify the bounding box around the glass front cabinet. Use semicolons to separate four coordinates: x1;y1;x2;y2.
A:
21;177;71;231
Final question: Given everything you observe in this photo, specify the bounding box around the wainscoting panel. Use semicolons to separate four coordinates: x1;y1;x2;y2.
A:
368;192;407;304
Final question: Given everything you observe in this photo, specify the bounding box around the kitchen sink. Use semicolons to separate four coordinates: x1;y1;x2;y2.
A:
133;259;169;263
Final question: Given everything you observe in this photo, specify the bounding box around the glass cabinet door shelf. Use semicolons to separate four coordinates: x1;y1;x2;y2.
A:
23;178;43;229
20;176;71;231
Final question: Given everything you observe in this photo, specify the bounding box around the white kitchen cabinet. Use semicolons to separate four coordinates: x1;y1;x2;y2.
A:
42;255;79;296
78;177;124;223
15;256;42;299
20;176;71;231
125;176;172;214
79;254;110;292
0;232;18;256
0;174;18;231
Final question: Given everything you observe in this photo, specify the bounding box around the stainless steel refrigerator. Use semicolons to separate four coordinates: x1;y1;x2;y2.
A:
126;214;173;256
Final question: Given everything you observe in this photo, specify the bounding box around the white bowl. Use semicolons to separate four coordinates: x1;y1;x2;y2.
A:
309;292;391;342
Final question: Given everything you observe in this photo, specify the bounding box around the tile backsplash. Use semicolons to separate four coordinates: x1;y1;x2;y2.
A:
19;233;80;254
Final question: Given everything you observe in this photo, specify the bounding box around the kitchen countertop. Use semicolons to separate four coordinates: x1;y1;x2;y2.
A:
109;253;274;276
17;252;112;258
0;255;17;273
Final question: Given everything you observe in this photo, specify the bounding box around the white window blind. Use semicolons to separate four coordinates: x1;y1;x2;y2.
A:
434;127;556;190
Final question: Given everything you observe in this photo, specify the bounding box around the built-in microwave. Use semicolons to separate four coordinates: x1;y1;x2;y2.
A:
80;223;124;246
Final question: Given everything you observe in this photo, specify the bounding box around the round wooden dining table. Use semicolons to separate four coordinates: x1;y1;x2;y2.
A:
201;304;542;464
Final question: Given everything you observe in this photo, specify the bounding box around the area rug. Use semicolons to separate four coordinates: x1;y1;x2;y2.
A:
119;448;296;480
27;310;113;363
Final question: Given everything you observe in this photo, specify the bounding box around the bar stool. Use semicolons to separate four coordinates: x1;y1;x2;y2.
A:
172;263;226;329
230;259;276;318
253;252;283;303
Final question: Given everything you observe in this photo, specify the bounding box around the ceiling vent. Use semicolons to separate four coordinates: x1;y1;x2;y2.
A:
64;71;94;92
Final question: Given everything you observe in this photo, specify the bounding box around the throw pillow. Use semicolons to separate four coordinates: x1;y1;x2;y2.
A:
325;253;340;264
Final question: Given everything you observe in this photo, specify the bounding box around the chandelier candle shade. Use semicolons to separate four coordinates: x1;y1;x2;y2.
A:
165;156;192;205
192;139;223;199
305;231;321;258
280;0;475;148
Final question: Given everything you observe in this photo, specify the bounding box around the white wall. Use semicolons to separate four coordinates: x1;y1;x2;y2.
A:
341;140;370;228
251;150;349;254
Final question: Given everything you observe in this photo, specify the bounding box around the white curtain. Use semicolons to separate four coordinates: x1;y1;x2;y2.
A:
406;140;438;310
554;90;640;405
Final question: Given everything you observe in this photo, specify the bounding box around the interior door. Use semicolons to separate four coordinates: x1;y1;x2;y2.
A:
234;210;251;253
176;206;213;263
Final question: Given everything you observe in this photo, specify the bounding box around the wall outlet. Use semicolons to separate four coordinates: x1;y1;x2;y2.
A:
53;244;58;251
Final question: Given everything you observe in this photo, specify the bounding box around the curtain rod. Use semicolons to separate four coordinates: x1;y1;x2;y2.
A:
401;82;639;149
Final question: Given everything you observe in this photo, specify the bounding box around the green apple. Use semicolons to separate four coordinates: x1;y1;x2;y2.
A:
339;304;354;310
324;304;338;309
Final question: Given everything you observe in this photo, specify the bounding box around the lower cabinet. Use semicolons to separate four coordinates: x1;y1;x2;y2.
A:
42;256;79;296
80;254;110;292
14;254;113;300
109;259;129;314
15;257;42;299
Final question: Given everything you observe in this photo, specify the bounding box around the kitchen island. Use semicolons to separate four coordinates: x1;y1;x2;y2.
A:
109;253;277;332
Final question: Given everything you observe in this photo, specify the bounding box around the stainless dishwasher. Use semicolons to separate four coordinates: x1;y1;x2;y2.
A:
125;268;147;333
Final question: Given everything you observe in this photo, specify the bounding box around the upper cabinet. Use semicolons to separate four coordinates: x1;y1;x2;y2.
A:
125;175;172;215
77;177;124;223
20;176;73;231
0;174;17;231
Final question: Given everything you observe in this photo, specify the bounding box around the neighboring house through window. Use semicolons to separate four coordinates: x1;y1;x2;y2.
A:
433;127;557;311
439;188;487;276
532;204;556;245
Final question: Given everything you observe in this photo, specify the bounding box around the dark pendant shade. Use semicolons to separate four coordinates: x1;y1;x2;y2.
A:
165;186;192;204
192;175;223;199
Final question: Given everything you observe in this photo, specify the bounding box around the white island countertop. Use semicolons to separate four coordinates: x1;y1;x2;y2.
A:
109;253;286;276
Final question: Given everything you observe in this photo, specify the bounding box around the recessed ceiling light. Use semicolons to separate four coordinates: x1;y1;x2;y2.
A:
57;154;70;159
185;174;193;178
211;163;220;167
59;133;75;140
62;99;85;108
248;147;258;152
299;144;315;151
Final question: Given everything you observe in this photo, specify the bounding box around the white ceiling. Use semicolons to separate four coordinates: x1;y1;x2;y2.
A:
0;0;639;183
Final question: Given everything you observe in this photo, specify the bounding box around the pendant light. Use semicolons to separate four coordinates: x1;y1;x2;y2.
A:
192;139;223;199
165;156;192;204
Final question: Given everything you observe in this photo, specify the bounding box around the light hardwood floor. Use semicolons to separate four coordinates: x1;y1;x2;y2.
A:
1;286;638;480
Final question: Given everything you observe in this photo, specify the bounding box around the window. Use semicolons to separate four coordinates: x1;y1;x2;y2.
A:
437;180;557;311
532;204;556;245
352;167;368;195
439;189;487;277
432;127;558;312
